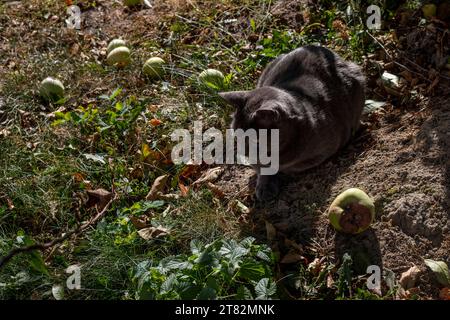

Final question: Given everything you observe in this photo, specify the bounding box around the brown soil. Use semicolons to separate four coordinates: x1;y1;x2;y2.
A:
216;94;450;298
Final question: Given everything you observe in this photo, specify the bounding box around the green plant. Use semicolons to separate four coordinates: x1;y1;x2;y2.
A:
131;237;277;300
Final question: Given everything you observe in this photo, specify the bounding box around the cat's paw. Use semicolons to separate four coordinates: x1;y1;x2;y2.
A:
255;175;280;202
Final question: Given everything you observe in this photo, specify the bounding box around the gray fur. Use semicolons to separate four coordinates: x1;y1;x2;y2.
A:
220;45;365;200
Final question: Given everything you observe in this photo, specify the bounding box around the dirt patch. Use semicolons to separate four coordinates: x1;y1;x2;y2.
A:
217;94;450;298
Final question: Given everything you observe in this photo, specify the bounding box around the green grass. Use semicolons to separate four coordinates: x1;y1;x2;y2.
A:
0;0;406;300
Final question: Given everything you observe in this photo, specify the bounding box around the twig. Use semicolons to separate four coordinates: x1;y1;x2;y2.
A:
365;31;432;83
0;194;118;270
366;30;450;82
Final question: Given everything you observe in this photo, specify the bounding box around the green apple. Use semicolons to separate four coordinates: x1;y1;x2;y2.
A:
199;68;225;89
328;188;375;234
142;57;165;79
107;39;127;55
422;4;437;19
39;77;65;102
106;46;131;67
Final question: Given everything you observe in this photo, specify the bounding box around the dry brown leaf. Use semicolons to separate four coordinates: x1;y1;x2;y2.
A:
439;287;450;300
158;193;180;200
179;182;189;197
205;182;225;198
230;200;250;214
69;43;80;56
308;258;322;275
327;273;335;288
150;118;163;126
138;226;170;240
193;167;224;186
86;188;112;211
129;216;149;230
73;172;85;183
146;175;169;200
6;198;14;210
399;265;421;290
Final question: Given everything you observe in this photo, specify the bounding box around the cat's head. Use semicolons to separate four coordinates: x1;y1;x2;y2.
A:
219;87;293;131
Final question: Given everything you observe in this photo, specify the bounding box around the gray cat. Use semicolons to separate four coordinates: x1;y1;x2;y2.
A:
219;45;365;201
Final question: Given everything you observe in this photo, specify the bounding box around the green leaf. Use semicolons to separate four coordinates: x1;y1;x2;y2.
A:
424;259;450;286
337;253;353;297
27;250;49;275
196;286;216;300
109;87;122;100
158;256;192;274
190;239;204;255
250;18;256;32
236;285;253;300
238;259;267;281
254;278;277;300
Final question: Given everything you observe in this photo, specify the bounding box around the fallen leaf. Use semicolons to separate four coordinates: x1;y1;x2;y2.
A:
150;118;163;126
327;273;335;288
86;188;112;211
83;153;106;164
399;266;421;290
179;182;189;197
138;226;170;240
6;197;14;210
69;43;80;56
73;172;85;183
146;175;169;200
205;182;224;198
179;164;203;180
129;216;148;230
158;193;180;200
439;287;450;300
424;259;450;286
141;143;162;162
308;258;322;275
193;167;224;185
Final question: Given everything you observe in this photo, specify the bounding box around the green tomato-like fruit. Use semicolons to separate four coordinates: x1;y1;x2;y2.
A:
422;4;437;19
107;39;127;55
39;77;65;102
142;57;165;79
107;46;131;67
123;0;142;6
328;188;375;234
199;68;225;89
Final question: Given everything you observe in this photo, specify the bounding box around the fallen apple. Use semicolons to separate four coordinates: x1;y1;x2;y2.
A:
422;4;437;19
107;39;127;55
328;188;375;234
199;68;224;89
39;77;65;102
142;57;165;79
106;46;131;67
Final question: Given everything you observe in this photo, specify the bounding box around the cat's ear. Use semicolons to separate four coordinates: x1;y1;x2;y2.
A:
218;91;250;109
252;108;279;127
